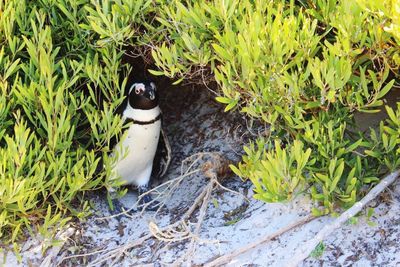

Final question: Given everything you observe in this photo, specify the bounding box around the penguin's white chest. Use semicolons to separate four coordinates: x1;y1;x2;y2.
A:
113;107;161;186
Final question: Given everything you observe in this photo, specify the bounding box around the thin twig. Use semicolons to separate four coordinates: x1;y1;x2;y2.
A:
285;169;400;267
203;215;316;267
182;181;214;265
86;234;153;267
214;178;249;202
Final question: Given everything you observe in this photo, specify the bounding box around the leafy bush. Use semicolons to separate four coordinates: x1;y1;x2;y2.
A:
0;0;155;245
231;140;312;202
142;0;400;213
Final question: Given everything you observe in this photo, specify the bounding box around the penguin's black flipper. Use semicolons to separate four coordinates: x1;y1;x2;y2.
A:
110;198;135;215
151;127;171;180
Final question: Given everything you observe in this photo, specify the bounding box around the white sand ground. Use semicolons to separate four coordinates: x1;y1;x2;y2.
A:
1;84;399;266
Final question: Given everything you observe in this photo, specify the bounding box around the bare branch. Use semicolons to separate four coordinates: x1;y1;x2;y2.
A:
285;169;400;267
203;215;316;267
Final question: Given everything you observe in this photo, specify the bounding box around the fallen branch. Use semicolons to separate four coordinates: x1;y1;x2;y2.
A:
203;215;316;267
285;169;400;267
179;171;215;265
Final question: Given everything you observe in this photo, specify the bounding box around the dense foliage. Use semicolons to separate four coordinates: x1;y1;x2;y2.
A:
1;0;399;248
145;0;400;215
0;0;146;247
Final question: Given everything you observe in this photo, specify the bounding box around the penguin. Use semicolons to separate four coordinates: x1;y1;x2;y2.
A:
109;80;169;213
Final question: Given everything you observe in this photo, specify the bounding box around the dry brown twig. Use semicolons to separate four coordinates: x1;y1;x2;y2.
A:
285;169;400;267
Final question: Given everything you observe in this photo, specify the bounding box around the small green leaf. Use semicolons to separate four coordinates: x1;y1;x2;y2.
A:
377;80;394;99
215;96;231;104
148;69;166;76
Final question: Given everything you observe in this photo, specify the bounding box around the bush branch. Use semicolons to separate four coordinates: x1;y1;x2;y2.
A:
285;169;400;267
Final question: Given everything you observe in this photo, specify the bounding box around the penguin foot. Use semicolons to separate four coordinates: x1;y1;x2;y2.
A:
138;185;161;212
138;195;160;211
110;198;135;216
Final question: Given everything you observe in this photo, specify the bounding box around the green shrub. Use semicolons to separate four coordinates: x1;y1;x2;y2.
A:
142;0;400;212
231;140;312;202
0;0;156;245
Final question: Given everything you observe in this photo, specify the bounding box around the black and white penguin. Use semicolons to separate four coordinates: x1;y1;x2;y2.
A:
110;81;169;212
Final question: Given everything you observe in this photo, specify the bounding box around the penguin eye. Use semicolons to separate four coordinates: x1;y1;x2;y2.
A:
135;88;140;94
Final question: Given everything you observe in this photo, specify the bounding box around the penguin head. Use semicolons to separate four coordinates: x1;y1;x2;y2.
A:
128;81;158;110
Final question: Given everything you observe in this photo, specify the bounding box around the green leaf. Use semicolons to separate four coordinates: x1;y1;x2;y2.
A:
212;43;230;60
346;138;363;153
215;96;231;104
4;59;20;80
172;77;185;85
330;161;344;192
385;106;398;124
148;69;166;76
377;80;394;99
230;164;242;177
224;100;237;112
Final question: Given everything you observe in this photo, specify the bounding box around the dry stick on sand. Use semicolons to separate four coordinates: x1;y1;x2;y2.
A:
173;167;217;266
286;169;400;267
203;215;316;267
